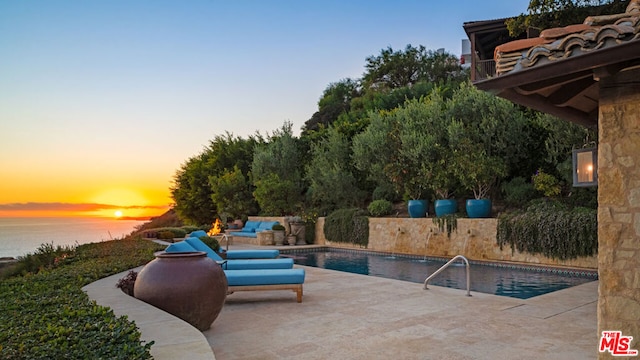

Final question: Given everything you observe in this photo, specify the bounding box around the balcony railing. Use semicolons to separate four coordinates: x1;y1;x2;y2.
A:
473;59;496;81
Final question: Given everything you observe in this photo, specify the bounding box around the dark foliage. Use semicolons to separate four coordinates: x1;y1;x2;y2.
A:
323;208;369;247
497;199;597;260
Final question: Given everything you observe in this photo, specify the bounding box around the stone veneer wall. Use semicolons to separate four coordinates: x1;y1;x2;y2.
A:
314;217;597;269
598;68;640;357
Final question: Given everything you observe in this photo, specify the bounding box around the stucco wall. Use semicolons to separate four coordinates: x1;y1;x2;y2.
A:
315;217;597;269
598;68;640;356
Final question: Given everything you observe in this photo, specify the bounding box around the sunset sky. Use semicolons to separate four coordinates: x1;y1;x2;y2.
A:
0;0;530;219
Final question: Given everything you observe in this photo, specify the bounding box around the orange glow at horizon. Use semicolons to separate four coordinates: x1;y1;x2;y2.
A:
0;206;170;219
1;163;175;219
0;187;172;219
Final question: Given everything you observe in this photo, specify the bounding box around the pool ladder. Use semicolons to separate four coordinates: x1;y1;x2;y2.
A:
220;234;231;252
423;255;472;297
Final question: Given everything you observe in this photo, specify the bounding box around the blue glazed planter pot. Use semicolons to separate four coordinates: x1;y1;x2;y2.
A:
434;199;458;217
466;199;492;218
407;200;428;218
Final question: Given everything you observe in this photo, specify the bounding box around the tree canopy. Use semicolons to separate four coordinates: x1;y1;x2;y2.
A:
170;44;595;225
301;44;468;140
506;0;628;36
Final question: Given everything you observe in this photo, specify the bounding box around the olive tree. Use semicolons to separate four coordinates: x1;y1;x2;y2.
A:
209;166;257;221
171;132;262;225
352;111;398;200
252;122;304;215
306;127;366;215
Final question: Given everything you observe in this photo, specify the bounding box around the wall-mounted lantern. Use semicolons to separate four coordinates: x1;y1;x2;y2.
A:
572;148;597;187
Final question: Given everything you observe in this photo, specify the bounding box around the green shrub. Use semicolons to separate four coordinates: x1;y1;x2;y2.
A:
532;169;561;197
6;242;76;278
564;187;598;209
304;222;316;244
158;230;175;239
497;199;597;260
372;184;398;202
367;200;393;217
152;227;188;239
0;238;163;358
181;225;201;233
198;236;221;252
323;208;369;247
272;223;286;231
501;176;538;207
116;270;138;296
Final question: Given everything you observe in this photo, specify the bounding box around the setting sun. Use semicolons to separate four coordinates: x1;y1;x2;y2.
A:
114;210;123;218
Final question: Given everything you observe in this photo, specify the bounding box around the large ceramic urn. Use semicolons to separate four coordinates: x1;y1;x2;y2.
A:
134;251;227;331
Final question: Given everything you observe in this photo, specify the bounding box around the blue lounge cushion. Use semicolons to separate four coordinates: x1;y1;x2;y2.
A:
189;230;208;238
242;221;261;232
256;221;278;232
166;241;198;253
224;268;305;286
225;249;280;259
184;237;224;261
182;237;291;268
231;231;257;238
223;258;293;270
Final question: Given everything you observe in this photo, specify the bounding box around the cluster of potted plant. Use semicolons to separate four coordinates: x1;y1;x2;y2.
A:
397;94;508;220
270;216;306;246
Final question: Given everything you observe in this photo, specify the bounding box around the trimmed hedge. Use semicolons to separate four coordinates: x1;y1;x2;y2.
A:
0;238;164;359
368;200;393;217
323;208;369;247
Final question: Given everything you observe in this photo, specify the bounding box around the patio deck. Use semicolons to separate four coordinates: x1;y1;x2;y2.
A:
85;244;598;359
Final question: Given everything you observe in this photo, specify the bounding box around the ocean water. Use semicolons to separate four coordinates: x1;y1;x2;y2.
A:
0;217;145;259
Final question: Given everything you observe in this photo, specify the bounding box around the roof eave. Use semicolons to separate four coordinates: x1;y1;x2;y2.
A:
474;39;640;128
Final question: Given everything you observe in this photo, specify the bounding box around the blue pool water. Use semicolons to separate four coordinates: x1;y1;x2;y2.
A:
283;248;597;299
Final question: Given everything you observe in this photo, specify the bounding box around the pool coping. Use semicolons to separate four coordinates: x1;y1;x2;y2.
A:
280;245;599;278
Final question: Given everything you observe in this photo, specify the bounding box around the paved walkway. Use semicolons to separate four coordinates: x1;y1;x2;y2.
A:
85;244;599;359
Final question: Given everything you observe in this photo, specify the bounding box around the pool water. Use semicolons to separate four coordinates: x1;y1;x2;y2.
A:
283;248;597;299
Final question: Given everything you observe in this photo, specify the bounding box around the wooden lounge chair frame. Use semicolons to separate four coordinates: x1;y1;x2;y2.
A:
227;283;303;303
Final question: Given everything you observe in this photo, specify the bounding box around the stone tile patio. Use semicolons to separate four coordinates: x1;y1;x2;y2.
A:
85;245;599;359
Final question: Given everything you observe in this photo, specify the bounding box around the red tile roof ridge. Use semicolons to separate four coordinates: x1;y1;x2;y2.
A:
541;24;594;40
493;0;640;76
494;37;551;57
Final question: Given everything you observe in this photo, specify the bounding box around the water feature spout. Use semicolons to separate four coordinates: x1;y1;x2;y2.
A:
387;227;402;259
418;231;433;263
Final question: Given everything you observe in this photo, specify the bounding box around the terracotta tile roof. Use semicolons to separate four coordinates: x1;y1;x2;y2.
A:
494;0;640;76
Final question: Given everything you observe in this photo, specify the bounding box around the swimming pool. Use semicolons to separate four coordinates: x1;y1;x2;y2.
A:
281;248;597;299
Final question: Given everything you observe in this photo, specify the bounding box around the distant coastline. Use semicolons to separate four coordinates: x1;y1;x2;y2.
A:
0;217;145;259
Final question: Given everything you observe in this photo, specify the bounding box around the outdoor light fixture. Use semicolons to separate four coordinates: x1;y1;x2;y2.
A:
572;147;598;187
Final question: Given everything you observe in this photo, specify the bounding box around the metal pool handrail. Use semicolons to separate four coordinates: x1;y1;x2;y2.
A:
423;255;472;297
220;234;231;252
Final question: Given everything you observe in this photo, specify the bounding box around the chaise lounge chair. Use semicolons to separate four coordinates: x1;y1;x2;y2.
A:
166;238;305;302
225;268;305;303
166;238;294;270
188;230;280;259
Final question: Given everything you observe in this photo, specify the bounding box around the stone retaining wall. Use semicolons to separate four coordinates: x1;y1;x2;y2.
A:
314;217;597;269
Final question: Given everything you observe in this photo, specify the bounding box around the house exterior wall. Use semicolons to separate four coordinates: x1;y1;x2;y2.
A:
598;67;640;357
